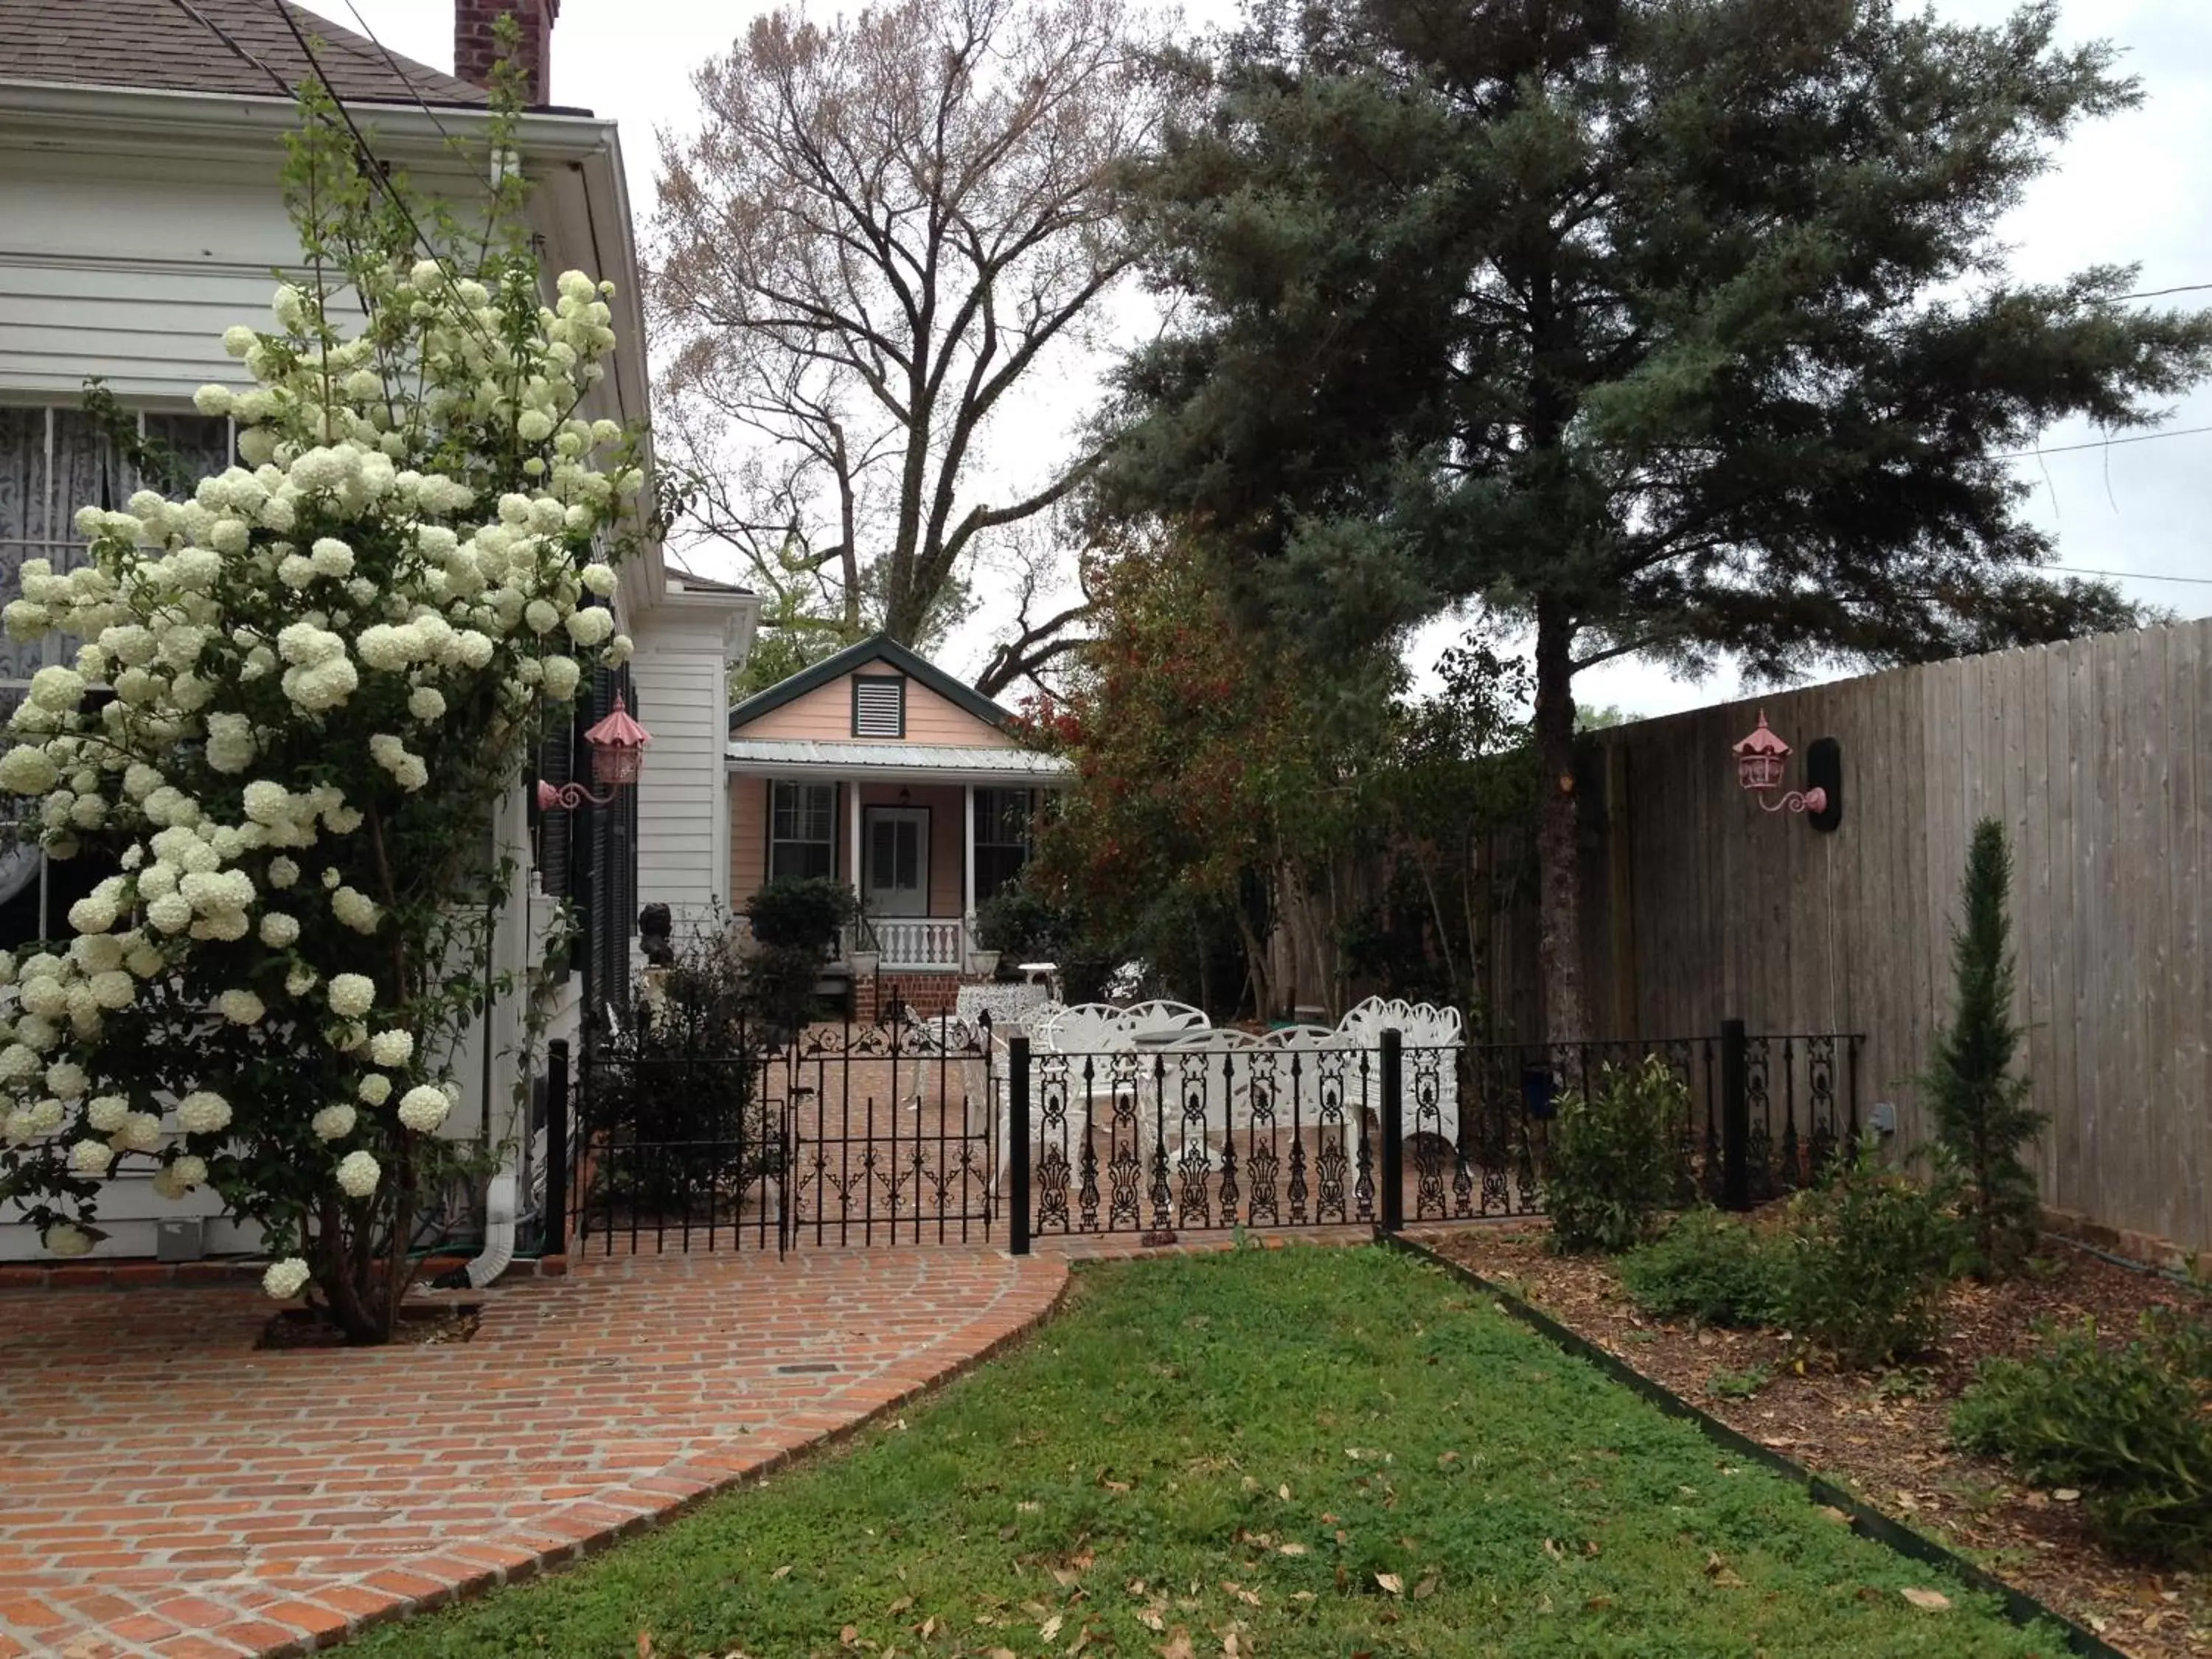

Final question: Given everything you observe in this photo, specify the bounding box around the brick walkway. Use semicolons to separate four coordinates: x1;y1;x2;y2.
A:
0;1249;1067;1659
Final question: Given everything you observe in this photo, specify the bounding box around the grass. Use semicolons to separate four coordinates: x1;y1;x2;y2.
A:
359;1245;2061;1658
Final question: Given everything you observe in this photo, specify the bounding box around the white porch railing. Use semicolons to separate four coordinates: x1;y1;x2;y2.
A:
852;916;968;973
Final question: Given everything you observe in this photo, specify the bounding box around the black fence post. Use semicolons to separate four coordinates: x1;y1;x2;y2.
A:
1720;1018;1749;1212
1379;1028;1405;1234
543;1037;570;1258
1009;1037;1032;1256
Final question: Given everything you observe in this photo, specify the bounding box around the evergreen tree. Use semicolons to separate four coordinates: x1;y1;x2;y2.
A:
1096;0;2212;1042
1927;818;2043;1275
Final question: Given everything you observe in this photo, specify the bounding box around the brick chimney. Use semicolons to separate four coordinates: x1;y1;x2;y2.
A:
454;0;559;106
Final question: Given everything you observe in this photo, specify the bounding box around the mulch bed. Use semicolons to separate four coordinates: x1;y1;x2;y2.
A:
256;1301;482;1350
1422;1221;2212;1658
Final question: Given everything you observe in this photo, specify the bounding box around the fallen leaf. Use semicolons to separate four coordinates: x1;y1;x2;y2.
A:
1157;1629;1195;1659
840;1628;860;1649
1139;1607;1166;1632
1437;1451;1460;1467
989;1649;1018;1659
1277;1543;1307;1557
1817;1506;1851;1526
1051;1568;1082;1588
637;1633;655;1659
2053;1489;2081;1503
771;1565;792;1581
1703;1552;1745;1588
887;1596;913;1616
1413;1573;1440;1600
1543;1539;1565;1560
1374;1572;1404;1596
1020;1501;1042;1513
1900;1588;1951;1613
1279;1483;1291;1500
1041;1615;1064;1640
1001;1523;1020;1540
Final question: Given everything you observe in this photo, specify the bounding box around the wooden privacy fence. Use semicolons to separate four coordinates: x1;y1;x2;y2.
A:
1548;615;2212;1254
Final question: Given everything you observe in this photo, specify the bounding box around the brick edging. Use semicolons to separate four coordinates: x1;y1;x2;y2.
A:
0;1253;569;1292
284;1258;1073;1655
1381;1234;2124;1659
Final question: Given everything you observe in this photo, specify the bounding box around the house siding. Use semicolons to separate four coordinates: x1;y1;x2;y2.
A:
627;604;732;935
739;671;1015;746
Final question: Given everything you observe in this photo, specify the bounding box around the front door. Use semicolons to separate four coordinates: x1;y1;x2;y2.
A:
862;807;928;917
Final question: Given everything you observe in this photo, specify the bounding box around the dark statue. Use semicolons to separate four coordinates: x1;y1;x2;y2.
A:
637;902;675;967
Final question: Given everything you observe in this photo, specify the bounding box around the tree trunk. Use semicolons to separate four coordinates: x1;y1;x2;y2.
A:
1533;603;1587;1047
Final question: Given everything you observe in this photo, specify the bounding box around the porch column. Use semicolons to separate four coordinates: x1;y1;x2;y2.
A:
848;777;863;905
962;782;977;940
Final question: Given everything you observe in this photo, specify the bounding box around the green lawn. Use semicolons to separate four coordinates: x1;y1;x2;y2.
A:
361;1245;2062;1658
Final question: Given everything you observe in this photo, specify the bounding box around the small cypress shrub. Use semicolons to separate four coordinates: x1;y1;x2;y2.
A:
1923;818;2044;1275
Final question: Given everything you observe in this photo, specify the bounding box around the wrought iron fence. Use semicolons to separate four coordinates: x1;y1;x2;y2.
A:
540;1015;1860;1258
1020;1042;1379;1240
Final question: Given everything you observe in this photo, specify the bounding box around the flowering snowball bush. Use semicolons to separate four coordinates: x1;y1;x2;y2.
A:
0;80;647;1340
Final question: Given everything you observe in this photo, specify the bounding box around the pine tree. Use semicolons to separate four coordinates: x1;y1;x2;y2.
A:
1096;0;2212;1044
1926;818;2044;1275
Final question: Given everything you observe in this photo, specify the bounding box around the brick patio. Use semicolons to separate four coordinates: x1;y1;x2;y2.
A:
0;1248;1067;1658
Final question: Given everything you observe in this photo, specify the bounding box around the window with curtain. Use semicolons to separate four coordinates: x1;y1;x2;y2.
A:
973;787;1032;903
0;407;232;945
769;781;836;881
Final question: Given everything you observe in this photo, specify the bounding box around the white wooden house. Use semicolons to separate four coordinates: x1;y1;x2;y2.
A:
0;0;757;1256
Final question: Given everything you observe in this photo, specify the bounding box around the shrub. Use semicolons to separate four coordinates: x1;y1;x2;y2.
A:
594;925;779;1208
745;877;856;950
1773;1140;1966;1367
973;883;1076;963
1923;818;2044;1275
1952;1310;2212;1562
1619;1208;1782;1326
1543;1057;1686;1254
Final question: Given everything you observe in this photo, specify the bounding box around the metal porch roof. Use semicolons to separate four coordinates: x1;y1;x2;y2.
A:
725;738;1072;782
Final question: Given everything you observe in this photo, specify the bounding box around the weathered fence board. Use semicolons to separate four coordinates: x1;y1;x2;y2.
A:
1537;616;2212;1252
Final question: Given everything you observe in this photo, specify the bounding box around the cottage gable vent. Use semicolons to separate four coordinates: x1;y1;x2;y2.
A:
852;675;907;738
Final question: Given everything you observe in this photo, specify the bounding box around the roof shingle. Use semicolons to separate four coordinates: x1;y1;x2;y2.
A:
0;0;491;108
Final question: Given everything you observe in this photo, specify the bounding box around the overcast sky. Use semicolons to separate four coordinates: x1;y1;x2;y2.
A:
302;0;2212;717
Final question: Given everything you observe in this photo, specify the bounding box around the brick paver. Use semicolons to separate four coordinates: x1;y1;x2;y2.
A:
0;1249;1067;1657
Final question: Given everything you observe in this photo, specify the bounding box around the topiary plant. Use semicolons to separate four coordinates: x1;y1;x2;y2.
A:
744;877;856;952
1922;818;2044;1276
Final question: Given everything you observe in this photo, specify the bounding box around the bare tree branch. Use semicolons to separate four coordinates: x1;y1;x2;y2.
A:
650;0;1174;659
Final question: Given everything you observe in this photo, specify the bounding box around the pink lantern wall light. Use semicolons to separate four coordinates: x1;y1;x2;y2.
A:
1732;711;1826;815
536;691;653;811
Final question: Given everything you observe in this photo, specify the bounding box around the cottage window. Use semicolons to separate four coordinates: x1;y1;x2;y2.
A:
0;407;232;940
852;674;905;738
0;405;233;694
973;787;1032;904
768;781;837;881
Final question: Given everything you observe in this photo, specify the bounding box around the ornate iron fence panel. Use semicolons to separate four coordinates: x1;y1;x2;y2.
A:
569;1051;785;1256
1026;1043;1374;1239
1404;1032;1862;1225
779;1013;997;1248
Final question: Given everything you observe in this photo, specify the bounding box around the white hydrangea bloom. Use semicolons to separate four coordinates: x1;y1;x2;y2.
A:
358;1072;393;1105
397;1084;450;1133
175;1091;232;1134
114;1112;162;1154
43;1222;93;1258
262;1257;311;1299
327;974;375;1018
335;1149;380;1199
311;1102;357;1141
215;989;265;1025
366;1029;414;1067
332;886;381;933
69;1138;115;1175
259;912;300;948
86;1094;129;1132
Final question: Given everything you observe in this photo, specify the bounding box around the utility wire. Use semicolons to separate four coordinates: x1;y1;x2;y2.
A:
2055;566;2212;587
1993;423;2212;462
